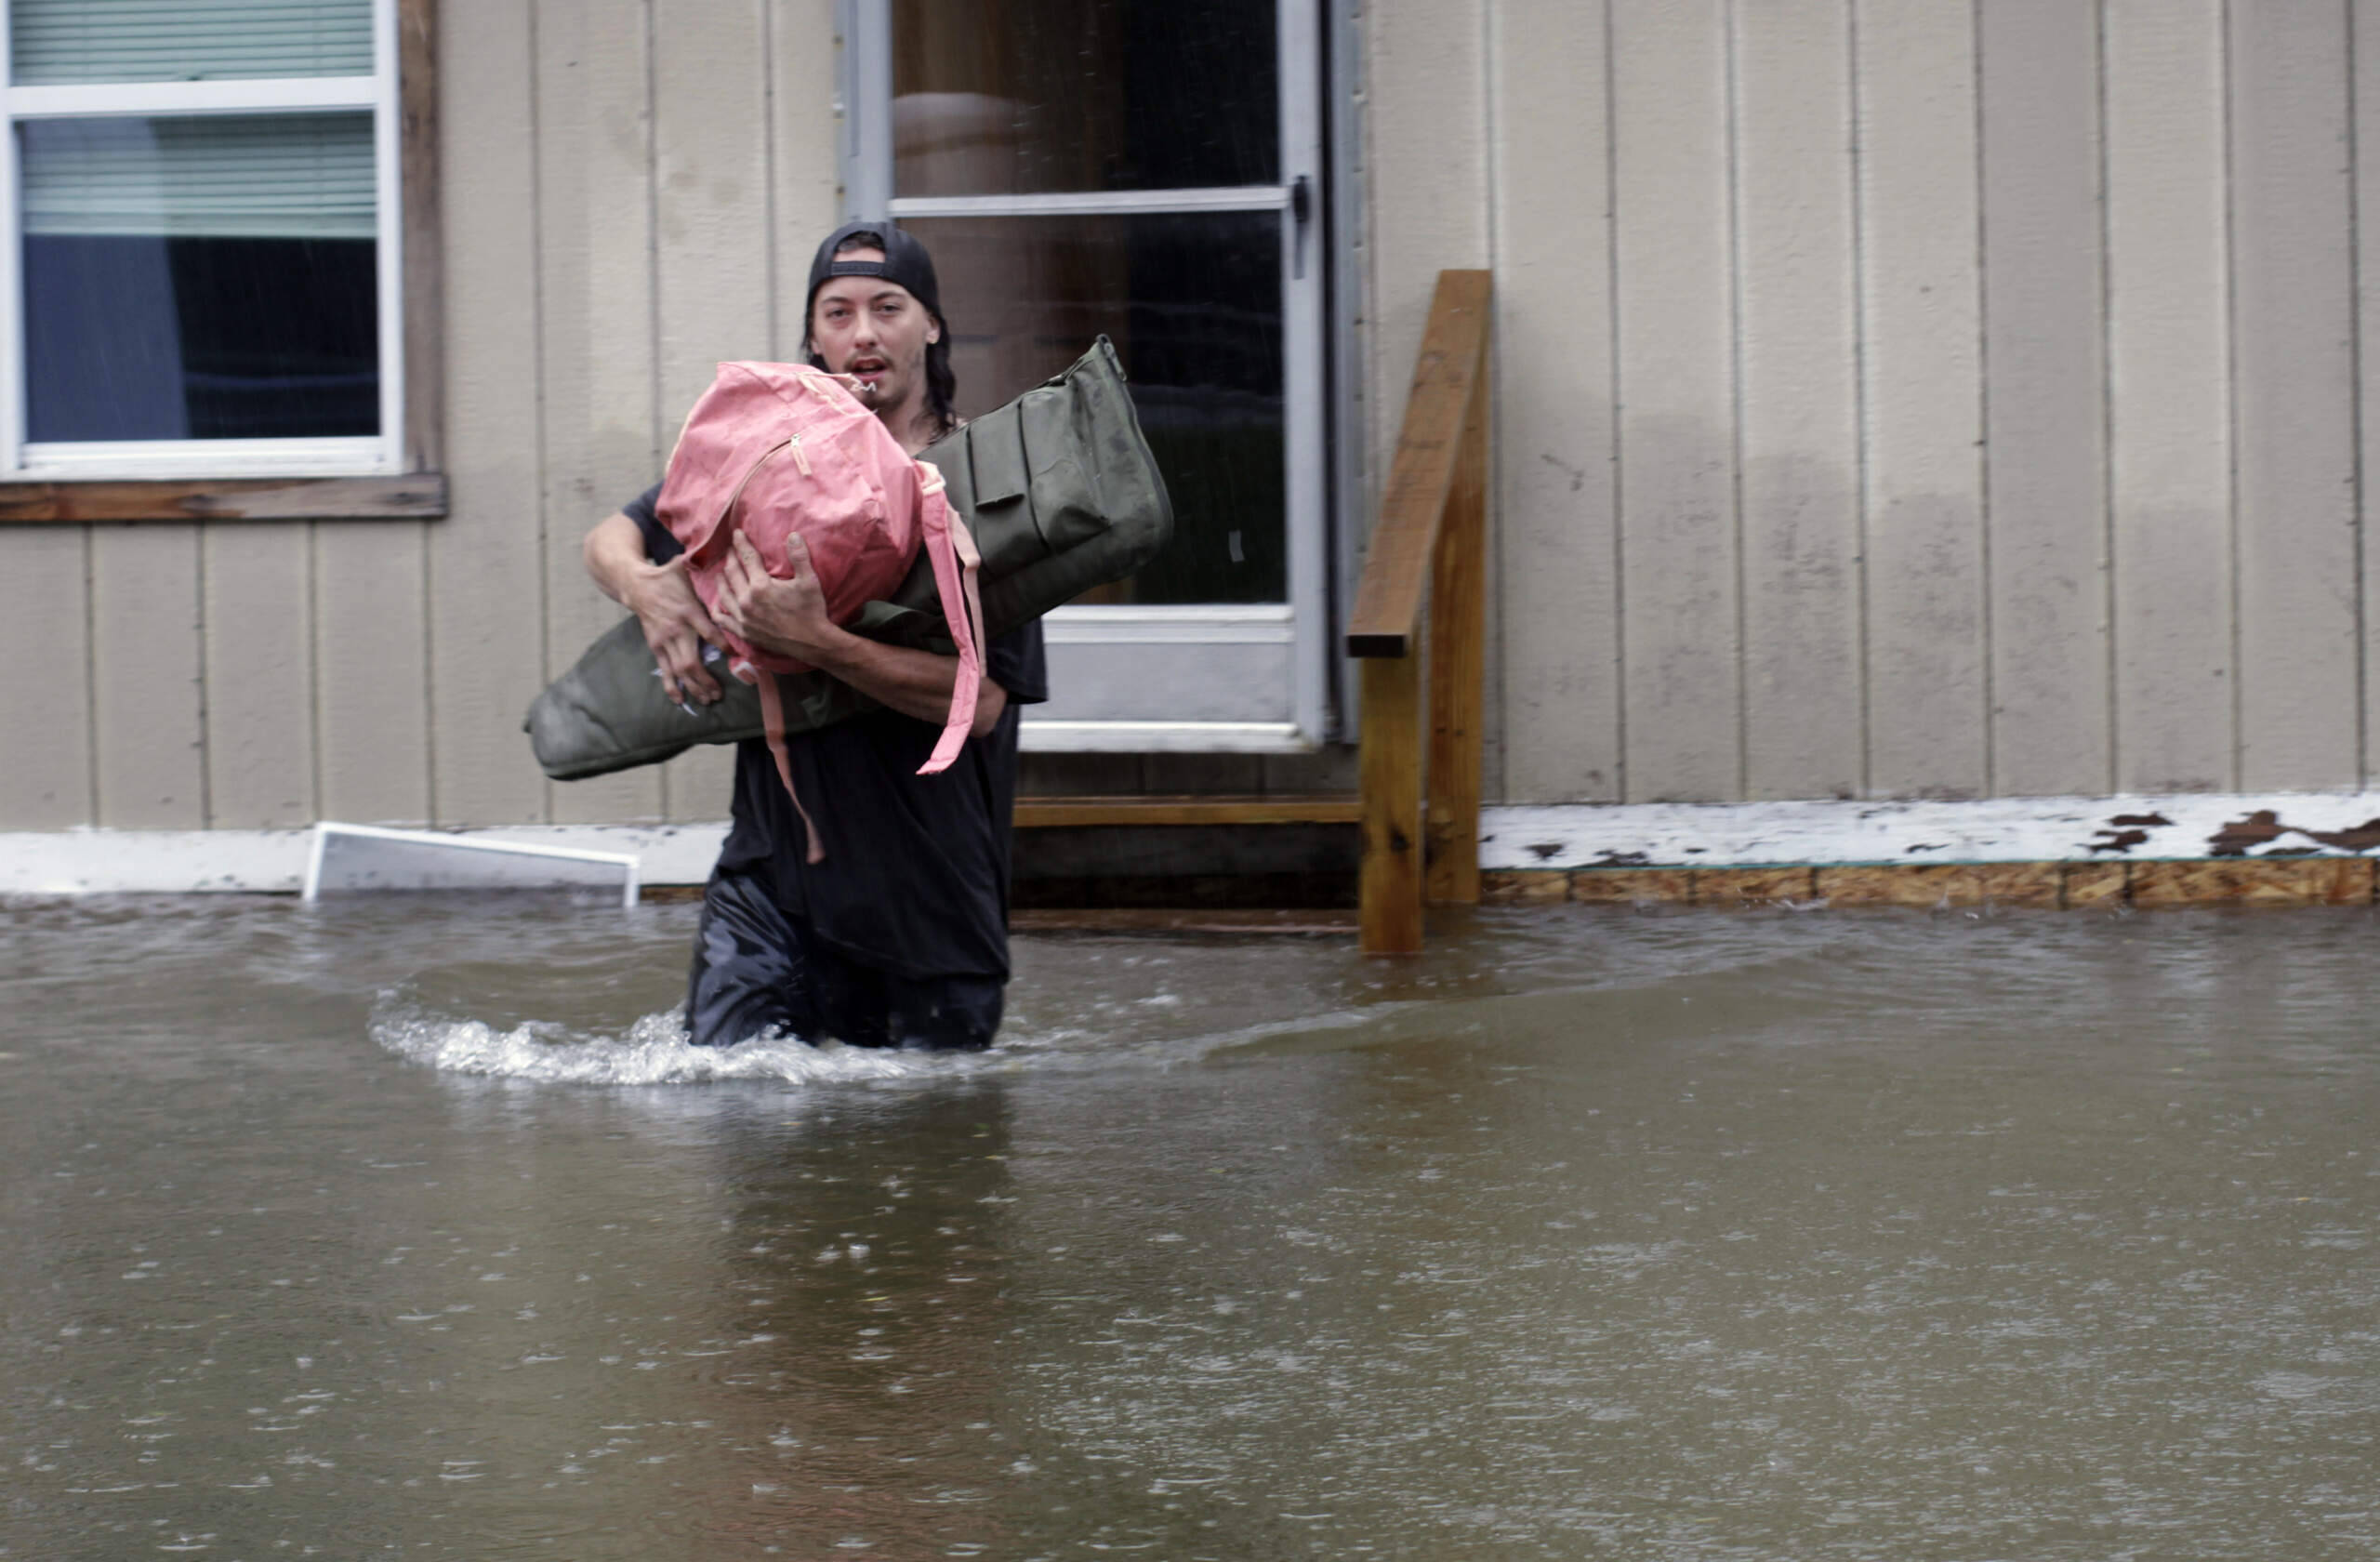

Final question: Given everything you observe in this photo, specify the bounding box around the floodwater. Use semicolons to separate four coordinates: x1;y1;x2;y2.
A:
4;895;2376;1561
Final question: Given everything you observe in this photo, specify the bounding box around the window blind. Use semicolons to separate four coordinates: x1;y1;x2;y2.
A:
11;0;373;86
20;113;375;240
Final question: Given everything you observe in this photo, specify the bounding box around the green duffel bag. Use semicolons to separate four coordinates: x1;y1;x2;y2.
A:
525;336;1171;782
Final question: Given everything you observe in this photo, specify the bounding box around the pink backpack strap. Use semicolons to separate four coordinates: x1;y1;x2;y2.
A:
915;463;984;775
754;671;826;864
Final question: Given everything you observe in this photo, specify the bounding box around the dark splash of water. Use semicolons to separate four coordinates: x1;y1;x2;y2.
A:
5;894;2376;1558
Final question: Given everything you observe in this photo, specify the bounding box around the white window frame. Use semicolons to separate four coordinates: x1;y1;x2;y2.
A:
0;0;404;481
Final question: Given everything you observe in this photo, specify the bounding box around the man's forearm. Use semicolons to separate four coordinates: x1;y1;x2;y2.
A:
584;511;653;606
804;625;1009;736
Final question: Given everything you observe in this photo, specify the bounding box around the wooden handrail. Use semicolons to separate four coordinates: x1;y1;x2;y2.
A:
1345;269;1494;657
1349;270;1492;955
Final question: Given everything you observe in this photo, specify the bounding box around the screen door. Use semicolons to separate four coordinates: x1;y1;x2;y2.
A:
846;0;1327;751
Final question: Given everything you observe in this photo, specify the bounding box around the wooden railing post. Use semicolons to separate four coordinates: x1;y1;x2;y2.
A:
1425;376;1488;907
1348;270;1492;956
1357;655;1426;953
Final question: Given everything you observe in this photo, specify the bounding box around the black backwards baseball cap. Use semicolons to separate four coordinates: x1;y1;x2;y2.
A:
804;219;943;327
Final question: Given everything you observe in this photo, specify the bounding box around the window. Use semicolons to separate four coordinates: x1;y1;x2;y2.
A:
0;0;440;514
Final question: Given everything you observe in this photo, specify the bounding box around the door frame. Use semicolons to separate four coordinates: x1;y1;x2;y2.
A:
838;0;1332;753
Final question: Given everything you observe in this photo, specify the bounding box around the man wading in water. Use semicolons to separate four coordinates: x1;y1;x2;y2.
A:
582;222;1048;1051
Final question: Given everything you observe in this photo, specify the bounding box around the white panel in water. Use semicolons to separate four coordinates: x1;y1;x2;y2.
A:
303;823;639;906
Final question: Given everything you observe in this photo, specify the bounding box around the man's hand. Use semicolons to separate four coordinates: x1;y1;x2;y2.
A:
581;510;724;706
627;554;724;706
713;528;1010;735
713;531;846;665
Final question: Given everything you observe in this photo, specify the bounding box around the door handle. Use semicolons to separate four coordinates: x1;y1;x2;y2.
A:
1290;174;1313;280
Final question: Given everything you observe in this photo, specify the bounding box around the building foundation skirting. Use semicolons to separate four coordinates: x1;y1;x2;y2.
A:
1486;857;2377;909
1472;790;2380;909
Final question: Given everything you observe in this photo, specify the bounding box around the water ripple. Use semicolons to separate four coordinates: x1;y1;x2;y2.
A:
369;1003;959;1086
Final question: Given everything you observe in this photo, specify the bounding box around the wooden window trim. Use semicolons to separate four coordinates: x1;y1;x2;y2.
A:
0;0;443;525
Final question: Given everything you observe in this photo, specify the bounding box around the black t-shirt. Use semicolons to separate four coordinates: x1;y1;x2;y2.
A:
625;485;1048;981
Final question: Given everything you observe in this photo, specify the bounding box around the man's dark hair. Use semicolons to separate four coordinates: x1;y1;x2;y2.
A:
805;226;957;441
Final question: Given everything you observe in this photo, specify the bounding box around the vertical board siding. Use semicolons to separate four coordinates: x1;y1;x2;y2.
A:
768;0;844;356
202;524;315;827
0;528;93;827
430;0;547;825
2361;0;2380;786
90;527;205;827
1489;0;1620;803
312;524;431;823
1364;0;1490;525
1853;0;1988;798
1610;0;1740;802
2106;0;2233;793
1979;0;2111;796
540;0;668;826
2228;0;2361;789
649;0;772;824
1732;0;1861;800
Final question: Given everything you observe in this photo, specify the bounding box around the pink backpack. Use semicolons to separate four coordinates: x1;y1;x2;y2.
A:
657;362;983;862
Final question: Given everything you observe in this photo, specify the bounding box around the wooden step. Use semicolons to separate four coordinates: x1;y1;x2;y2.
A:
1011;907;1356;934
1012;793;1361;828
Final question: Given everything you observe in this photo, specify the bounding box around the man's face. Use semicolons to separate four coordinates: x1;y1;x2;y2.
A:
808;248;940;416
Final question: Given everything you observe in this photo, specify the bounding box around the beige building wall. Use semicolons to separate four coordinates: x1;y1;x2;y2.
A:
4;0;2376;831
1381;0;2376;804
